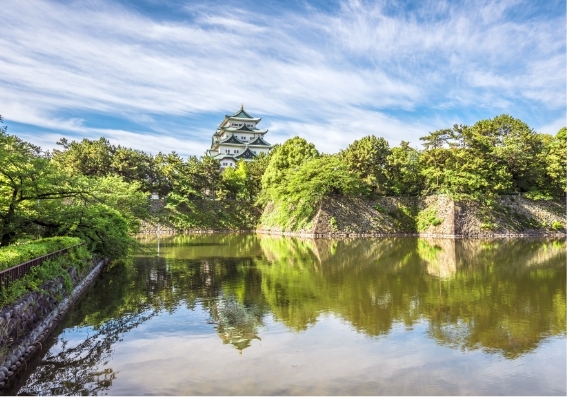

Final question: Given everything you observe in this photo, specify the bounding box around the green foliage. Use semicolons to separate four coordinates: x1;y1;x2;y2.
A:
373;203;387;213
385;141;423;195
0;123;145;256
387;203;417;232
329;216;338;230
339;135;390;194
551;221;564;231
416;116;565;200
0;237;82;271
542;127;567;195
219;161;250;200
417;208;443;231
51;137;164;195
261;156;367;230
0;244;92;307
165;198;261;231
261;136;319;198
523;190;555;201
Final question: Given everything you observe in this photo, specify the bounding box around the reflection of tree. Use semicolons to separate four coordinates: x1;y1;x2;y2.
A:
16;312;154;396
421;238;566;358
257;235;566;358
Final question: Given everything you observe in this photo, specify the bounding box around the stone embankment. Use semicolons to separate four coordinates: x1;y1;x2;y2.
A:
139;198;260;234
0;258;109;392
257;195;566;238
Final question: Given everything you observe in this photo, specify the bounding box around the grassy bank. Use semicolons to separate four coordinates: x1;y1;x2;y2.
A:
0;238;92;306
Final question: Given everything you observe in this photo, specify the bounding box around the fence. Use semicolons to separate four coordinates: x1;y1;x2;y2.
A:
0;244;83;288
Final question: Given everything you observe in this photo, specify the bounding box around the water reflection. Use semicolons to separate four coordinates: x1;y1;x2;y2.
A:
209;296;263;352
11;235;566;395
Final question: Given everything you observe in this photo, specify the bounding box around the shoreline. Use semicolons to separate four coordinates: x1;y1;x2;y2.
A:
135;229;566;239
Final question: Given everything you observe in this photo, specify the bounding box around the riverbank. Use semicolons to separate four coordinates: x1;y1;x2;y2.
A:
0;257;109;392
139;195;565;238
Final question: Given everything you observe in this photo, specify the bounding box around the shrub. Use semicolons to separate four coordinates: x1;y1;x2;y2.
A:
417;208;443;232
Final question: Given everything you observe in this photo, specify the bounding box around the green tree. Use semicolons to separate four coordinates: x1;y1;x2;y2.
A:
261;137;319;198
462;115;546;193
339;135;391;194
261;156;367;230
0;129;85;246
419;129;451;191
542;127;567;196
198;156;222;199
220;161;248;200
385;141;423;195
51;137;114;178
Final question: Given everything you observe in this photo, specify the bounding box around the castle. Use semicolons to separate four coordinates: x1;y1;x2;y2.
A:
206;105;273;168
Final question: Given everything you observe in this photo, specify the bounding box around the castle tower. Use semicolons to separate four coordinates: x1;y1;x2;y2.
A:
206;105;273;168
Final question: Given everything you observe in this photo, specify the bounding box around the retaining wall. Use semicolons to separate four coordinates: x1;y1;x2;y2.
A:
258;195;566;237
0;258;109;391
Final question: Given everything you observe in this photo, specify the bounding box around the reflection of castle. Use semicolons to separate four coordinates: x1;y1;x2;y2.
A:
206;105;273;169
209;296;262;353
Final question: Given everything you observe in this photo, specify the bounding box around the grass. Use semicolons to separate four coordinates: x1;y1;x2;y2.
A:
0;244;91;307
0;237;82;272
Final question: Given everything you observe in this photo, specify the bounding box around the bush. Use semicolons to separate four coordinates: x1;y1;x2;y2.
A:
417;208;443;232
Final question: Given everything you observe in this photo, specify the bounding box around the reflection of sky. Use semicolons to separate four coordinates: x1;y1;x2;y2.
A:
48;305;565;395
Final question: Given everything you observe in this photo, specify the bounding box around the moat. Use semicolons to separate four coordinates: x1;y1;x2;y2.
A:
9;234;566;395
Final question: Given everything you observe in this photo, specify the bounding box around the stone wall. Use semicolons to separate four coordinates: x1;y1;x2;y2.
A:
139;198;260;234
0;258;109;391
258;195;566;237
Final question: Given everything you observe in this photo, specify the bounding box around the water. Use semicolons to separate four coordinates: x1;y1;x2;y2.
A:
10;235;566;395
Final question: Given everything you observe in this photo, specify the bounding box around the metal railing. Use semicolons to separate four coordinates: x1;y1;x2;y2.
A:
0;243;84;288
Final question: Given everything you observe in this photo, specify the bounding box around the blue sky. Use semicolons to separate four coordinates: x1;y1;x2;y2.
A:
1;0;565;158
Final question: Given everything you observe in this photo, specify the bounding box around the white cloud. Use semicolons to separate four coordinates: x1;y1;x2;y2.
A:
0;0;564;155
537;117;566;135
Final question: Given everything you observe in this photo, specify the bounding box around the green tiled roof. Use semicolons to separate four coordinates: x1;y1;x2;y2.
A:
229;106;253;119
249;136;271;146
236;124;255;131
235;147;257;160
219;135;244;144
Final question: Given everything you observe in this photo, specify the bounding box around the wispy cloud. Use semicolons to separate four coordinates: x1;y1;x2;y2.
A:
0;0;564;157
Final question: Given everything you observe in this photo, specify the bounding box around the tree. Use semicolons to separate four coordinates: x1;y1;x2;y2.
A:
261;137;319;200
385;141;423;195
198;155;222;199
220;161;248;200
419;129;452;191
0;126;144;257
463;115;545;193
51;137;114;178
263;155;367;230
0;128;85;246
339;135;391;195
542;127;567;196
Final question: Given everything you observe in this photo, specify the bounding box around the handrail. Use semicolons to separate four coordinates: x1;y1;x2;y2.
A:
0;243;84;288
